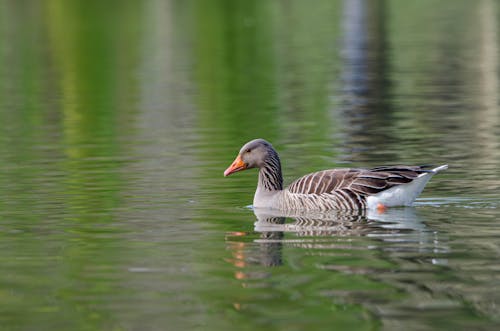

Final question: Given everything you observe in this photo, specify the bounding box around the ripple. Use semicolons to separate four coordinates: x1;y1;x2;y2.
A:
415;197;500;209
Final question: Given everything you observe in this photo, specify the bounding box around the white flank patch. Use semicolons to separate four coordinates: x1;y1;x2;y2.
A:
366;165;448;209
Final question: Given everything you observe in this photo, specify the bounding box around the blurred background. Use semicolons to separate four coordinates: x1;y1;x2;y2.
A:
0;0;499;330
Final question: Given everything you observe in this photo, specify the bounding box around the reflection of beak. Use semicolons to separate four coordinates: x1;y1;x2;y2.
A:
224;155;247;177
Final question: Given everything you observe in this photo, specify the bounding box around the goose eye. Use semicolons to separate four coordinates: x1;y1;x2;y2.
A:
245;148;252;153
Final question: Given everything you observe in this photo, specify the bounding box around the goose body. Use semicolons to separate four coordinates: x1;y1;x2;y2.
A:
224;139;447;211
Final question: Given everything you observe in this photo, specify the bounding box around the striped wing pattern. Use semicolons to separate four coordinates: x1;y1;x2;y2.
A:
285;166;430;210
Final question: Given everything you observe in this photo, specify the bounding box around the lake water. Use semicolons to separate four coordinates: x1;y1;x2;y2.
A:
1;1;500;330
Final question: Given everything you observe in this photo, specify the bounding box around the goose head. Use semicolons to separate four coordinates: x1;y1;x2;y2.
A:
224;139;274;176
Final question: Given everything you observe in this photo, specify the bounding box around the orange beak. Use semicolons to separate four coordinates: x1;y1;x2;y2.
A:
224;155;247;177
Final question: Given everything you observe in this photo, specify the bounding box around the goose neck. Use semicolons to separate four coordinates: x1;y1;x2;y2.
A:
257;155;283;192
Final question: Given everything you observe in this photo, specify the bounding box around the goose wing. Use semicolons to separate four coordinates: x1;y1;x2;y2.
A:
286;166;431;196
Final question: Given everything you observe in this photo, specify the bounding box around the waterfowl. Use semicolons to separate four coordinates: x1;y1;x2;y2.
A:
224;138;447;211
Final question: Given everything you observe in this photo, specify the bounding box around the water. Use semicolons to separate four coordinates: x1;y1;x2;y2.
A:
1;0;500;330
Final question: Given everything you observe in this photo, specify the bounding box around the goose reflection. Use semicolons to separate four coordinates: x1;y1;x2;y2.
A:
254;208;368;237
252;209;369;267
225;206;447;273
251;207;444;267
253;207;427;236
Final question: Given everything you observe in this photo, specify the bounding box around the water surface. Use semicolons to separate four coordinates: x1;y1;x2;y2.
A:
1;1;500;330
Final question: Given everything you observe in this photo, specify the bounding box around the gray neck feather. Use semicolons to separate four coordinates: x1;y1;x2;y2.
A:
258;150;283;191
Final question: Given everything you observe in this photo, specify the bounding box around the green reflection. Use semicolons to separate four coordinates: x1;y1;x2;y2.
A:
45;0;141;215
194;0;279;140
0;1;142;330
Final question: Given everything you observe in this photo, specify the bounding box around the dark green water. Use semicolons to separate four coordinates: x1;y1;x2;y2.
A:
1;1;500;330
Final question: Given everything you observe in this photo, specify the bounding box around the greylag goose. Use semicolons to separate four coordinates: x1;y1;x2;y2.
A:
224;139;447;211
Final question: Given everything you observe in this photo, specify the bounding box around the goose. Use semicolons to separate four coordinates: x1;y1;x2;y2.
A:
224;138;447;211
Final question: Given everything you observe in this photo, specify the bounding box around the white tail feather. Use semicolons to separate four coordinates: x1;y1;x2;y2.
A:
431;164;448;173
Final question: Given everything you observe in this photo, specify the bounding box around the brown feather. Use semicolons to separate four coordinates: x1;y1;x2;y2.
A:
287;166;429;197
